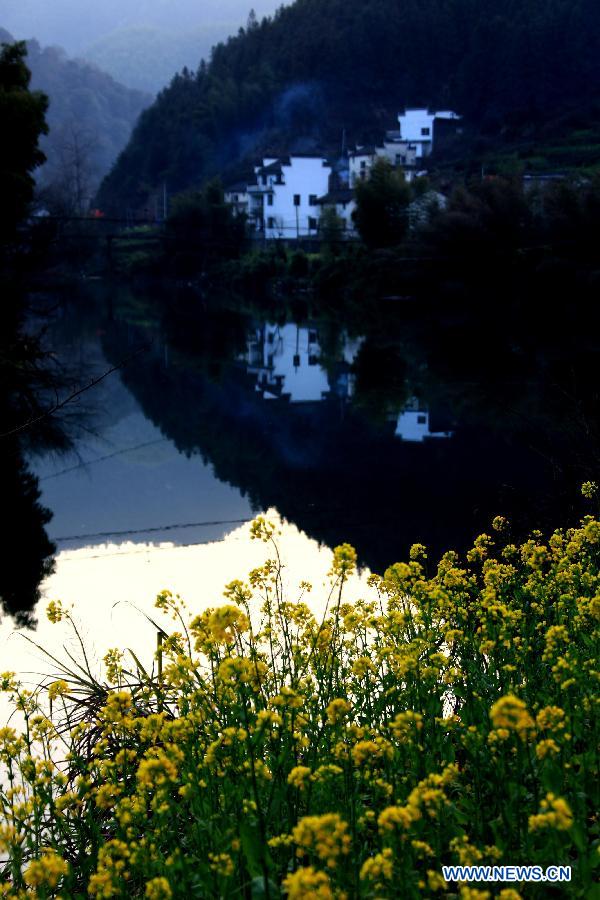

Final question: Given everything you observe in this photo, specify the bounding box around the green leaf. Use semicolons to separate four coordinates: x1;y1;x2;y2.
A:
240;820;267;880
251;876;280;898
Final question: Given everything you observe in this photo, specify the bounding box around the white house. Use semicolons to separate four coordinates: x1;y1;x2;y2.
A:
223;181;250;216
315;188;357;236
348;147;377;186
244;156;332;238
396;108;461;159
377;138;418;172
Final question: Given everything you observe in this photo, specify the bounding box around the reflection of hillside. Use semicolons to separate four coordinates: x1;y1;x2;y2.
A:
102;319;562;572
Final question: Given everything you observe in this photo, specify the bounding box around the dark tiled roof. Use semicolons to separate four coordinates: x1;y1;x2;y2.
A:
224;181;249;193
316;189;355;205
348;146;376;157
256;160;285;176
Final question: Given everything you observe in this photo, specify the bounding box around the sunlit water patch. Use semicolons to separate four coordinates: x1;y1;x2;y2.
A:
0;514;371;723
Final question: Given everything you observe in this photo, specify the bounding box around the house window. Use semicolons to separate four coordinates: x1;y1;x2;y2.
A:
308;216;317;230
293;354;301;367
417;414;427;424
293;194;301;206
267;194;273;206
267;217;275;228
262;175;267;185
309;194;317;206
308;330;318;343
308;354;318;366
360;160;366;169
233;194;238;202
421;127;430;136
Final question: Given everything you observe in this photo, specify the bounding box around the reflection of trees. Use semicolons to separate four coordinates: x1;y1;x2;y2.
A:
0;446;55;627
101;305;574;573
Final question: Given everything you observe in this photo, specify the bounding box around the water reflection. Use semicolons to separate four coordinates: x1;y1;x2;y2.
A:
0;514;371;724
246;323;362;404
393;398;453;442
12;279;600;627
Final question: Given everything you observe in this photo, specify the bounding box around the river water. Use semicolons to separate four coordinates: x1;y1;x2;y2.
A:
2;279;598;679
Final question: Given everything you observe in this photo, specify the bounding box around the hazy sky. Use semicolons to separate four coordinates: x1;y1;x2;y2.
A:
0;0;284;54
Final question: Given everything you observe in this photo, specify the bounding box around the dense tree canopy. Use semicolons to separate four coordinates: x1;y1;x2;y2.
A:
0;40;47;237
353;161;411;248
97;0;600;214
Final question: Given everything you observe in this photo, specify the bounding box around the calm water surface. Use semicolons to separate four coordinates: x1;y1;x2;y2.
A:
12;280;599;636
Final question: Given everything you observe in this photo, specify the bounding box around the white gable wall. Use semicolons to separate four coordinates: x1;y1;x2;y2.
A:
349;152;375;186
397;109;434;157
398;108;461;158
265;157;331;238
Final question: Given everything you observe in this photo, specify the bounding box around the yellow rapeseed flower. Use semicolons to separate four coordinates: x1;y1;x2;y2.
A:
360;848;393;882
326;698;351;725
287;766;312;789
378;804;420;832
489;694;535;741
23;851;68;889
145;876;173;899
292;813;351;865
529;793;573;832
283;866;334;899
47;679;69;701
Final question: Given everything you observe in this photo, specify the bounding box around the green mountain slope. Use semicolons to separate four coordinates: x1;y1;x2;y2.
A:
97;0;600;214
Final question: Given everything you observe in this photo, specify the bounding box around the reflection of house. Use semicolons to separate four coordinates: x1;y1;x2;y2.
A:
246;323;330;403
394;398;453;442
243;156;332;238
245;324;363;403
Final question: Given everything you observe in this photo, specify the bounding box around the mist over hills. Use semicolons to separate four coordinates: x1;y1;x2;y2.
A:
0;0;284;93
83;25;231;94
96;0;600;214
0;28;150;207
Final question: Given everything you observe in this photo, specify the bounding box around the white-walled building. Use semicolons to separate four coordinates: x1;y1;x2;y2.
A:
348;147;377;186
223;107;460;240
223;181;250;216
396;108;461;159
315;188;357;236
244;156;332;238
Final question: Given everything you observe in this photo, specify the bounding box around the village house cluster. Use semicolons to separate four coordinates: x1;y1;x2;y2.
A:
224;108;461;239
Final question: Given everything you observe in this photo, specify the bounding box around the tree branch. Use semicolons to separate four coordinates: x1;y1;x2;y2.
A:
1;342;152;440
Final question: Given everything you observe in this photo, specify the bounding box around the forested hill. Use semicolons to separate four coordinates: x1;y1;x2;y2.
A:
0;30;150;209
97;0;600;214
